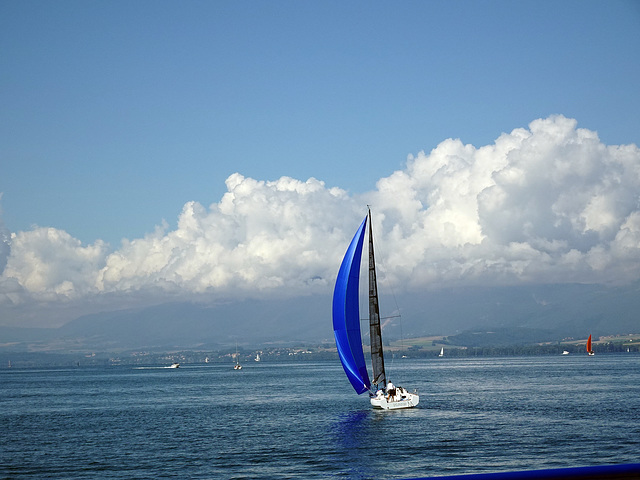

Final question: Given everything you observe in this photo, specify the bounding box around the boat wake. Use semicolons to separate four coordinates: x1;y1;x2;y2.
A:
133;366;181;370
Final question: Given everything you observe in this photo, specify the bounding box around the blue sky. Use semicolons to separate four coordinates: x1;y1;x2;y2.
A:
1;1;640;328
2;0;639;246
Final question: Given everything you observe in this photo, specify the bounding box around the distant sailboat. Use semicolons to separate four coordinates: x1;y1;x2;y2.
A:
255;353;261;362
332;208;419;410
438;347;444;357
234;343;243;370
587;335;595;356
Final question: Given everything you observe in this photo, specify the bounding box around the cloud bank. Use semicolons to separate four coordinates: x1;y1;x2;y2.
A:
1;116;639;325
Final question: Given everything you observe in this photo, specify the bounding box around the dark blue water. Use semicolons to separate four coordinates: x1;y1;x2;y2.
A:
2;355;639;479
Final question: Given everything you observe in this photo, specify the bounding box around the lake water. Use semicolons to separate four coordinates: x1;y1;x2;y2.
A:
2;355;639;479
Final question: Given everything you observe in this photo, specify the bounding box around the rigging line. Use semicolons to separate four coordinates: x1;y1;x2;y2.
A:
366;206;405;357
366;206;402;316
362;315;400;322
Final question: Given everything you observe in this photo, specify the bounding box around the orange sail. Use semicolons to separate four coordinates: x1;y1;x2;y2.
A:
587;334;593;355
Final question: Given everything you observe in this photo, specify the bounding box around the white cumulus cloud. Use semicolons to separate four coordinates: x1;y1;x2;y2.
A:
94;174;355;296
2;228;108;300
1;115;639;325
366;115;640;286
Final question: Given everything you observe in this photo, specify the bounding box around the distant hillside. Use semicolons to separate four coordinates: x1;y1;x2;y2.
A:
444;327;560;347
392;282;640;340
1;281;638;353
0;296;334;353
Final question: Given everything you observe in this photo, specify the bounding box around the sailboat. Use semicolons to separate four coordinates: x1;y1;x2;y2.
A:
233;343;243;370
587;334;595;356
438;347;444;357
332;208;419;410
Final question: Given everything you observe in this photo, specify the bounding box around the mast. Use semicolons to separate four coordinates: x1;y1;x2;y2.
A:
367;208;387;389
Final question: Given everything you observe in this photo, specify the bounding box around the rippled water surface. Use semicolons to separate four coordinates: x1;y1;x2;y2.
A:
2;355;639;478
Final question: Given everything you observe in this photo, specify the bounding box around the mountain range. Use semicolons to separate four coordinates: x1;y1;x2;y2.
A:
1;282;638;353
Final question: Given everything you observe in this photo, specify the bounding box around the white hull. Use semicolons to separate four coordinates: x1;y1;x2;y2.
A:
370;390;419;410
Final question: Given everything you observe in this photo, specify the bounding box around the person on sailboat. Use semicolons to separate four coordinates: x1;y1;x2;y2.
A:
386;381;396;401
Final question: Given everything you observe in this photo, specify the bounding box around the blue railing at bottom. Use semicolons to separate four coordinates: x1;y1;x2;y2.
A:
404;463;640;479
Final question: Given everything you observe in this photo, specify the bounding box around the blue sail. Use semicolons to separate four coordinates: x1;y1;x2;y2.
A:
332;216;371;395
